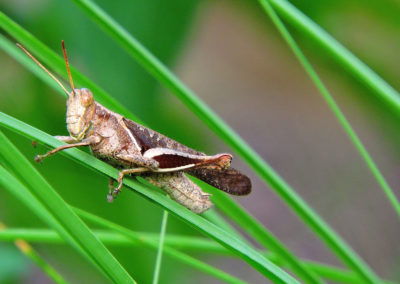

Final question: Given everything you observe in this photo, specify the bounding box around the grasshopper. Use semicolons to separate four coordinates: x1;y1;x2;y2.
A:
18;42;251;214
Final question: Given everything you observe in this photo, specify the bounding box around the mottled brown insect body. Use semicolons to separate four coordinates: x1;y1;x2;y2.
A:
19;42;251;214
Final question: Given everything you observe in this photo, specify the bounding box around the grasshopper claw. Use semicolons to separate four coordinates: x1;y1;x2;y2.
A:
107;193;115;203
34;155;43;163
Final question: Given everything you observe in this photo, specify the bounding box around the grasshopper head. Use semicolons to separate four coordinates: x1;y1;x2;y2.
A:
66;88;95;140
17;41;95;141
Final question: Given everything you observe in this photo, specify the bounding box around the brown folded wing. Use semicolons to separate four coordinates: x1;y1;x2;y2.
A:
187;167;251;195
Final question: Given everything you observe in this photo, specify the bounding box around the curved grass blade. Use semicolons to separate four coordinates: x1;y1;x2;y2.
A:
0;112;299;283
0;136;246;284
0;11;137;121
259;0;400;220
0;222;67;284
203;211;250;246
65;1;382;282
0;166;243;284
0;24;319;283
268;0;400;112
1;229;397;284
0;131;136;284
258;0;397;282
0;229;229;254
74;208;247;284
207;188;321;283
0;32;250;252
152;210;168;284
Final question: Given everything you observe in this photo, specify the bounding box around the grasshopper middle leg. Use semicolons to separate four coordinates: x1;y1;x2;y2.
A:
107;167;150;202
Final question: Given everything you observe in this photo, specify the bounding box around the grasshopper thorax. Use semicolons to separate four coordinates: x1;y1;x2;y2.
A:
66;88;96;140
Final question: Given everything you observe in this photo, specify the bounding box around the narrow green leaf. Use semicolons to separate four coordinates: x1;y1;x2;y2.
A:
65;1;381;283
74;208;247;284
0;172;245;284
268;0;400;112
0;112;299;283
3;228;397;284
260;0;400;222
0;31;250;254
208;189;322;283
152;210;168;284
0;223;67;284
0;27;312;281
0;28;260;281
0;131;136;284
257;0;397;282
0;11;348;283
0;11;137;121
0;229;228;254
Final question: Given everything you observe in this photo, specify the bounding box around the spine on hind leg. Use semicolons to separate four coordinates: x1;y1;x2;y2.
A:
144;172;212;214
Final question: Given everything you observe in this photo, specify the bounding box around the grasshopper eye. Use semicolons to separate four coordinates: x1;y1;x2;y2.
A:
80;89;94;107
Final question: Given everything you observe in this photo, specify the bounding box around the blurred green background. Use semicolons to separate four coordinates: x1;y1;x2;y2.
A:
1;0;400;283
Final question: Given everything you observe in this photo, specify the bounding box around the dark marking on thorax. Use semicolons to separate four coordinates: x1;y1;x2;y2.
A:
123;118;203;155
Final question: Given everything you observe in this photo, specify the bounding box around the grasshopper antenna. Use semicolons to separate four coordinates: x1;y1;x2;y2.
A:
16;43;70;96
61;40;75;92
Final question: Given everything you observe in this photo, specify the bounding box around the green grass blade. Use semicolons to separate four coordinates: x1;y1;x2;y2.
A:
202;211;250;246
0;10;362;284
3;228;397;284
0;131;136;284
207;189;321;283
0;35;66;96
0;223;67;284
152;210;168;284
260;1;400;221
258;0;398;282
268;0;400;112
0;112;299;283
0;31;252;257
0;30;317;282
66;1;382;282
74;208;247;284
16;242;68;284
0;177;244;284
0;11;137;121
0;229;228;254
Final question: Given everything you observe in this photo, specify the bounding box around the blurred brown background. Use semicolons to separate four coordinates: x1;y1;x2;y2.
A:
0;0;400;283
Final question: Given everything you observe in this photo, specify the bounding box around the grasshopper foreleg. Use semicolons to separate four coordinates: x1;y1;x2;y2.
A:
35;135;101;163
107;167;150;202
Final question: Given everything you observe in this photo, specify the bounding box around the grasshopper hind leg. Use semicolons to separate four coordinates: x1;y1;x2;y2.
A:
107;178;116;202
144;172;213;214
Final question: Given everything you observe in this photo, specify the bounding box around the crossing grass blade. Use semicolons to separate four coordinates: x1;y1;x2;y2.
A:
268;0;400;112
152;210;168;284
0;112;299;283
0;131;136;284
2;227;396;284
0;18;321;283
0;223;67;284
257;0;399;282
65;1;385;283
74;208;247;284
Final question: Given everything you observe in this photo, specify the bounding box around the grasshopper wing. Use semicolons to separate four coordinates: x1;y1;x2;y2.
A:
123;118;232;171
187;167;251;195
124;117;251;195
123;118;202;155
